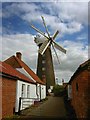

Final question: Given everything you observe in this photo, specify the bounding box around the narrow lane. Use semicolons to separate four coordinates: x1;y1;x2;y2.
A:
20;96;67;118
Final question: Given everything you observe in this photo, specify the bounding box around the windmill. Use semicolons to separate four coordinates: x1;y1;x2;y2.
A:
30;16;66;93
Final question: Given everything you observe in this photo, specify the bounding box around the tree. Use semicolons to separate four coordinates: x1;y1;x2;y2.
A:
52;85;64;96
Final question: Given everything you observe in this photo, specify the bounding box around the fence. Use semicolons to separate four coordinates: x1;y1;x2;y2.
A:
18;97;39;115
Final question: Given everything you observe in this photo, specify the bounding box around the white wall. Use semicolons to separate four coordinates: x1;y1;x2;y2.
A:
15;80;37;112
41;85;46;100
36;84;41;101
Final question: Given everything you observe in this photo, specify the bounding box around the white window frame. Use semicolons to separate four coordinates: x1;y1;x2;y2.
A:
27;85;30;98
21;84;25;98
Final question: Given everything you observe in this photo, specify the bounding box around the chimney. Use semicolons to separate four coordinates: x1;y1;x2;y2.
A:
16;52;22;60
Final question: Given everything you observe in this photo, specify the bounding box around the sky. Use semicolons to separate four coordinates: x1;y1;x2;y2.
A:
0;0;89;84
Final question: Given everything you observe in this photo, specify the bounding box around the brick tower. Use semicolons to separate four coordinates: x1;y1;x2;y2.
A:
36;44;55;93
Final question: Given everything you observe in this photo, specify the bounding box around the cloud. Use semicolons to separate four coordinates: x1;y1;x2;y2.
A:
1;0;89;2
55;70;74;83
52;39;88;83
2;2;88;36
0;35;2;60
77;33;88;40
2;34;38;71
21;2;88;35
39;2;88;24
1;34;88;84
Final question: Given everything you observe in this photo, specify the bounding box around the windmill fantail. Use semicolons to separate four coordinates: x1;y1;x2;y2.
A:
34;35;48;46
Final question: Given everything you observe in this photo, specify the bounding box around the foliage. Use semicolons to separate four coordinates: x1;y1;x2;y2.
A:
2;115;20;120
40;97;48;102
52;84;65;96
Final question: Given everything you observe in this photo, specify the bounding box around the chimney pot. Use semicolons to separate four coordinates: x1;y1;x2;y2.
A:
16;52;22;60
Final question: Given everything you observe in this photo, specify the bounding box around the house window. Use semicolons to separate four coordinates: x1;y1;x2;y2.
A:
27;85;30;98
76;83;78;92
21;84;25;98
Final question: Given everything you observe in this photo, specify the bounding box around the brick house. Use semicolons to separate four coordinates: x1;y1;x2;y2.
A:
0;52;46;119
0;61;37;118
0;63;17;119
4;52;46;100
68;59;90;118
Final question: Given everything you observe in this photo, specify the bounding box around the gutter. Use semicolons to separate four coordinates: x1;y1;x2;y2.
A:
0;72;36;85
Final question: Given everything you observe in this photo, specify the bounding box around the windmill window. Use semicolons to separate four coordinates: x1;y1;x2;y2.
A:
42;60;45;64
21;84;25;98
42;67;45;71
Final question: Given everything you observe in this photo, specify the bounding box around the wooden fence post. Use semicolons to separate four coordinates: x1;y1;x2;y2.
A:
18;97;21;115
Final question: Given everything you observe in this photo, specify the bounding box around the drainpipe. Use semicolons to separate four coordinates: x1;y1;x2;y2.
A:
39;84;41;101
18;97;21;115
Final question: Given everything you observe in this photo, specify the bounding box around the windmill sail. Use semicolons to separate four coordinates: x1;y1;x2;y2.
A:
52;43;60;64
30;23;48;39
38;40;51;55
52;30;59;40
41;16;50;38
53;41;66;54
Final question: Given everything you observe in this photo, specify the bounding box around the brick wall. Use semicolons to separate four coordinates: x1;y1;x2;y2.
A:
2;77;16;118
71;70;89;118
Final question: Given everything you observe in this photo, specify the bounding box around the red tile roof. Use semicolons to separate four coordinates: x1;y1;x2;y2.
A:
4;55;45;85
0;61;36;84
15;57;45;85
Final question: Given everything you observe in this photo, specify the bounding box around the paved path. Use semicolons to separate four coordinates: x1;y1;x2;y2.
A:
20;96;67;118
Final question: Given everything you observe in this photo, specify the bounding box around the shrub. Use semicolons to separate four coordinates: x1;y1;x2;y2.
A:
52;85;64;96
